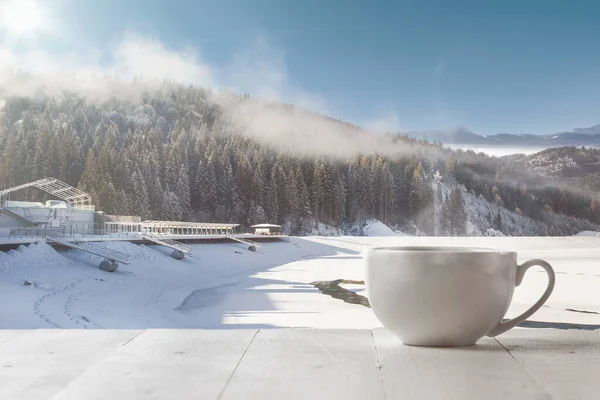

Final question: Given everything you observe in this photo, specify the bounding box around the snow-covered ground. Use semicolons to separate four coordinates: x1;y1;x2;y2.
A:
576;231;600;237
1;236;599;330
360;219;405;236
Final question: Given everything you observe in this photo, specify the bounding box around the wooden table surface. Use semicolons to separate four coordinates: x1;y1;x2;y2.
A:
0;327;598;400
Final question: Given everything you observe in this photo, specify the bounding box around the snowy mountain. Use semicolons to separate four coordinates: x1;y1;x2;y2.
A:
404;125;600;147
572;124;600;135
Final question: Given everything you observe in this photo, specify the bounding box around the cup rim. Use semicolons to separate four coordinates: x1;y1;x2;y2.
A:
365;246;516;255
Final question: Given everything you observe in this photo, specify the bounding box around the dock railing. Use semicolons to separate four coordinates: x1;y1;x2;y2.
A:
0;225;290;242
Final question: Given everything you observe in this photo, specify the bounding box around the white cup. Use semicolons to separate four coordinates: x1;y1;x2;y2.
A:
364;246;555;347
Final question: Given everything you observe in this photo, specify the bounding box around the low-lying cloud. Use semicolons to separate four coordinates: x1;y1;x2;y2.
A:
0;28;409;157
0;30;323;106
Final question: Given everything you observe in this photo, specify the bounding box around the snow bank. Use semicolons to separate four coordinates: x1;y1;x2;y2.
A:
361;219;399;237
0;242;69;273
484;228;505;237
576;231;600;237
343;218;408;237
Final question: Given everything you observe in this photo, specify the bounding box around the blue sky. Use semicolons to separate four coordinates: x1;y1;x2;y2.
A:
1;0;599;134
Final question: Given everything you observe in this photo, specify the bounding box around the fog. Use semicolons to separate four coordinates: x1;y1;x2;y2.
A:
0;30;426;158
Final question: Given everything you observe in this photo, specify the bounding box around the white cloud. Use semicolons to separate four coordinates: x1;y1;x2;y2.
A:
0;29;216;99
363;110;401;133
110;31;214;85
0;28;328;112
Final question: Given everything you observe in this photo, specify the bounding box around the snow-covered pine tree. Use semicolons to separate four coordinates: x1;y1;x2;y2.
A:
131;170;152;220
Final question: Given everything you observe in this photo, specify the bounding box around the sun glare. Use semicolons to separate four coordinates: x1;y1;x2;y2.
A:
0;0;43;35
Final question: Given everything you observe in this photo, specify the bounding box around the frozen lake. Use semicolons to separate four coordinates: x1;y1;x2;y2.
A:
445;144;600;157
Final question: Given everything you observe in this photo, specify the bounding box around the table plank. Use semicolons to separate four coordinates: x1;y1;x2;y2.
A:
497;328;600;400
2;328;599;400
0;329;141;400
373;328;551;400
221;329;385;400
52;329;257;400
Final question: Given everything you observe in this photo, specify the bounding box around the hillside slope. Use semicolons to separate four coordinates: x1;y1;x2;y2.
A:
1;81;598;236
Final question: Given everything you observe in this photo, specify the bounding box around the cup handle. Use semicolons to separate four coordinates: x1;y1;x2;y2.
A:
487;259;556;337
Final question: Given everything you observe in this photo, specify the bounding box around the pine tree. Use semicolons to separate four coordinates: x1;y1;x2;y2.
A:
408;162;423;222
419;182;435;235
440;197;452;235
449;187;467;236
162;189;183;221
248;201;267;225
251;166;266;208
79;149;100;200
59;126;84;186
311;164;324;221
195;159;217;215
131;170;151;220
175;163;191;220
33;128;52;179
408;162;435;234
144;157;165;219
494;212;503;232
295;167;312;232
435;180;443;235
345;162;359;221
285;170;299;224
266;171;279;223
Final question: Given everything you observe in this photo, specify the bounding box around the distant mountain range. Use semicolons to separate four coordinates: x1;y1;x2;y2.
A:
403;124;600;147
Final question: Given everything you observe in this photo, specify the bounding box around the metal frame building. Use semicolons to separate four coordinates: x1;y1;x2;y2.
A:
0;178;95;233
141;221;240;236
0;178;93;209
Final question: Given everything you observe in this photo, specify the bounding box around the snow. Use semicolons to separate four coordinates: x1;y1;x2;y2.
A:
342;218;408;237
576;231;600;236
484;228;505;237
0;238;377;329
527;154;578;175
361;219;403;236
2;236;600;330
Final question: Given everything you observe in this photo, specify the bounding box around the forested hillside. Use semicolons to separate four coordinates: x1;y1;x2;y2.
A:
1;82;598;235
507;147;600;198
512;146;600;177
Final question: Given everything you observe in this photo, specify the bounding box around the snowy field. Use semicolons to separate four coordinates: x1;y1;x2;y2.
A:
1;236;600;330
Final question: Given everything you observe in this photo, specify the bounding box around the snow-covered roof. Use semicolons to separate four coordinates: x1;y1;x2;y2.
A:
142;221;240;229
251;224;282;228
